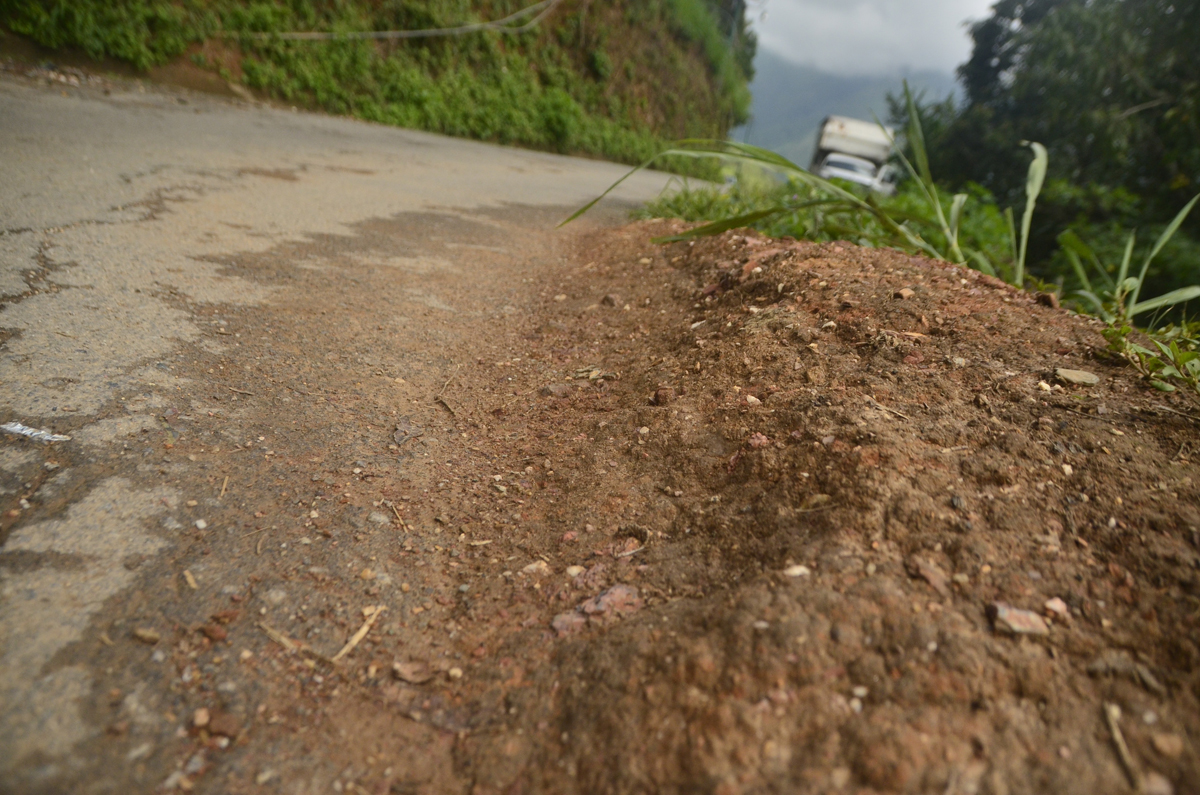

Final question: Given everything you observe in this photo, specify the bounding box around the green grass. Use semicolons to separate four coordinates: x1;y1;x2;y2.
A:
2;0;751;165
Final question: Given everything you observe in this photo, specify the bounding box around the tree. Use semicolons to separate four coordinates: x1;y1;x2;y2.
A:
930;0;1200;228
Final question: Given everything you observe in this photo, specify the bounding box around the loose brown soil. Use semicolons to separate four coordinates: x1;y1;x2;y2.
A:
12;216;1199;794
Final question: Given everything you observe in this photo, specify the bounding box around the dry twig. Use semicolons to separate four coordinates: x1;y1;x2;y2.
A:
1103;702;1142;791
331;606;386;664
259;622;299;653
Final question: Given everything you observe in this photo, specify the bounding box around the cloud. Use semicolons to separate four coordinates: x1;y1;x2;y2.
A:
751;0;995;76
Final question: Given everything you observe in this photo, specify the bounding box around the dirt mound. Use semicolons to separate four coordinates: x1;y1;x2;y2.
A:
41;214;1197;795
469;222;1200;794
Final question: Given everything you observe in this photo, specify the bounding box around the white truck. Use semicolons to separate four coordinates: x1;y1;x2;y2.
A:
809;116;897;195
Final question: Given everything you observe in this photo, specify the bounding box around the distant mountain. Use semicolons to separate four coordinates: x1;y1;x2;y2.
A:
731;49;960;167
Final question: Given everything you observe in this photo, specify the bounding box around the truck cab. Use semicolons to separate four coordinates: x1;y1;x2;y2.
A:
810;116;896;195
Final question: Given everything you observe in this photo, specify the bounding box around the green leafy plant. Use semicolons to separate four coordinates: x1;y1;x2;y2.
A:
1103;324;1200;406
566;83;1047;287
1062;194;1200;324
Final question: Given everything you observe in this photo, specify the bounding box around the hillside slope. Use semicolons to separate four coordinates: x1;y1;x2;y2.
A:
0;0;755;164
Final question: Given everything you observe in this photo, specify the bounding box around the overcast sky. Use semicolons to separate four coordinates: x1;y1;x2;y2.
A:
750;0;996;77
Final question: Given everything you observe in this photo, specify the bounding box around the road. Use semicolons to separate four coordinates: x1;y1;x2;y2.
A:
0;72;668;793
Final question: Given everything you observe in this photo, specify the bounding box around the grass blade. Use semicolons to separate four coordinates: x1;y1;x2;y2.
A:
1130;286;1200;317
967;249;998;277
1115;231;1136;289
1129;193;1200;309
650;207;791;242
1015;141;1047;287
1058;228;1112;289
948;193;967;259
1072;289;1114;322
1062;247;1094;294
1005;207;1017;274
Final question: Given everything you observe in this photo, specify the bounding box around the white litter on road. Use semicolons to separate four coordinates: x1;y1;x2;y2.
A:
1;421;71;443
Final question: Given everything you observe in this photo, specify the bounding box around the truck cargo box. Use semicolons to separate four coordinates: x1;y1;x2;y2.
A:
810;116;895;169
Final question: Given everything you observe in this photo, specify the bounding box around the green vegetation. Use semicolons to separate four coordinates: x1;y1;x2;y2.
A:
1;0;756;164
584;0;1200;402
570;77;1199;399
904;0;1200;299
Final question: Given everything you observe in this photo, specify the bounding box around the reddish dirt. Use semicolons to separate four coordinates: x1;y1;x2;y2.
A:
26;216;1199;794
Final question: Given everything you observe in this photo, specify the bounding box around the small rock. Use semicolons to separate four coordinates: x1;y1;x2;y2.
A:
192;708;210;728
1056;368;1100;386
126;743;153;762
255;770;278;786
565;565;585;577
553;294;567;302
132;628;161;644
360;568;375;581
1152;732;1184;759
207;712;240;738
894;287;916;300
851;686;868;698
200;624;227;642
747;432;771;449
194;519;208;530
651;387;675;406
541;383;573;398
580;584;642;618
447;667;463;680
522;560;550;577
367;511;392;526
264;588;287;606
1044;597;1070;621
906;556;949;598
551;611;586;637
638;257;652;265
1062;464;1074;476
1036;292;1060;309
951;356;967;368
745;395;762;406
393;661;434;684
783;565;811;578
987;602;1049;635
1144;773;1175;795
601;294;621;307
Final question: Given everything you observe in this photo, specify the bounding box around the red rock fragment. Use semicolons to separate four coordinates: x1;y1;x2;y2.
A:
551;612;586;637
651;387;675;406
580;584;642;618
200;624;227;642
987;602;1049;635
905;556;949;598
207;712;241;738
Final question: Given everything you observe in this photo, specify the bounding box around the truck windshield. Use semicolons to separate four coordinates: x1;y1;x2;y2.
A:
825;157;875;176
